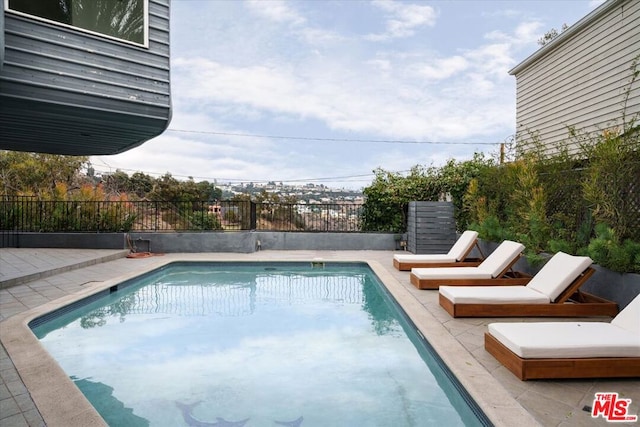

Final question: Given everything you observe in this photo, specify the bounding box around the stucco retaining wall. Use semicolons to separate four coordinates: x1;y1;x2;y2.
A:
13;231;398;253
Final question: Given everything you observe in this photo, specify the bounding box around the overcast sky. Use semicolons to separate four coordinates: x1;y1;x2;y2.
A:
92;0;604;190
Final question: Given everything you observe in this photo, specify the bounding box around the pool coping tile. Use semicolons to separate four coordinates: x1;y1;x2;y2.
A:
2;250;638;427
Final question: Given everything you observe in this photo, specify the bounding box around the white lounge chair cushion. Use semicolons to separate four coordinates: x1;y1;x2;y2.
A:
393;254;457;264
439;285;550;304
477;241;524;277
393;230;478;263
411;240;523;279
611;294;640;335
526;252;592;301
411;267;492;280
488;322;640;358
447;230;479;261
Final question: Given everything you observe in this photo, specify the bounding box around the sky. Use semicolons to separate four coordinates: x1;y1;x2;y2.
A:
91;0;605;190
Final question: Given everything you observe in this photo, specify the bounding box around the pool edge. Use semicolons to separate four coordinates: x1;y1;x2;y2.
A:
366;260;542;427
1;254;542;427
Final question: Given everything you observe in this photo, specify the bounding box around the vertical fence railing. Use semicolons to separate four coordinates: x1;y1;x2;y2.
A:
0;199;366;235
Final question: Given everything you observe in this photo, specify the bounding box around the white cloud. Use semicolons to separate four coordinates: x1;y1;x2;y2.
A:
588;0;606;8
244;0;306;26
366;0;437;41
416;55;469;80
170;50;514;142
96;1;594;188
485;20;544;45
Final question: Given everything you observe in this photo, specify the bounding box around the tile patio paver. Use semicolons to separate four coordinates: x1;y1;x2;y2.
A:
0;248;638;427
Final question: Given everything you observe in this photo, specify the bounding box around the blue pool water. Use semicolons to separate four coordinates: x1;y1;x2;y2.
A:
31;262;491;426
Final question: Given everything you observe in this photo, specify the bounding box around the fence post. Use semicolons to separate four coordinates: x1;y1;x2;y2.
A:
250;202;257;230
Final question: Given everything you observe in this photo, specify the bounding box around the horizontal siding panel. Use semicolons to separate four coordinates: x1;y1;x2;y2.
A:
4;45;169;83
4;21;169;68
518;77;634;127
0;0;172;155
1;64;170;105
515;5;638;90
515;7;637;93
2;52;170;98
516;29;638;109
516;49;638;122
407;202;456;254
516;40;637;110
513;0;639;155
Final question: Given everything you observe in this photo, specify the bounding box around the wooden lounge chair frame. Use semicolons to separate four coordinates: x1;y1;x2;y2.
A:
484;332;640;380
410;253;529;290
439;267;619;318
393;240;484;270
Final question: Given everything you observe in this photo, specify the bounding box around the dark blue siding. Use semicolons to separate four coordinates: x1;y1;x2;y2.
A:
0;0;171;155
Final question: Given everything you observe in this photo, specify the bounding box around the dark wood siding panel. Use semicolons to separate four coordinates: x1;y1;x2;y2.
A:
148;1;170;52
1;63;170;109
0;9;4;71
1;98;166;155
407;202;457;254
0;0;172;155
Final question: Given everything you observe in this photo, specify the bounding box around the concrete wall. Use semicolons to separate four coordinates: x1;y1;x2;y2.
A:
17;233;127;249
254;232;396;251
15;231;398;253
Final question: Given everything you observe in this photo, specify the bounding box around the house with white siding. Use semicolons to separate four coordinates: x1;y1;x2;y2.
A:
510;0;639;156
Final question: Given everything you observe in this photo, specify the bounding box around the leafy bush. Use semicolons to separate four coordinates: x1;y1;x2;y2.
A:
362;156;493;232
583;224;640;273
188;211;223;230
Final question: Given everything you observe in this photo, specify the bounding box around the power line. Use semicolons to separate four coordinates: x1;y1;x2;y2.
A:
165;128;500;145
90;164;388;185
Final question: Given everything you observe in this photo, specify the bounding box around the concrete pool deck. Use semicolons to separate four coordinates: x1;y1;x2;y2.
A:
0;248;638;427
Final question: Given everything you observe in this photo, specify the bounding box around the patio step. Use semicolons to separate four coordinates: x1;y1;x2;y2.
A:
0;249;130;289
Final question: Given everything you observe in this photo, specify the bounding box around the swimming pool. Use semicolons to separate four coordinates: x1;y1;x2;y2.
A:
30;261;491;426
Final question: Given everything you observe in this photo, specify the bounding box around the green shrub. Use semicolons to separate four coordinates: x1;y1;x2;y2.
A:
585;224;640;273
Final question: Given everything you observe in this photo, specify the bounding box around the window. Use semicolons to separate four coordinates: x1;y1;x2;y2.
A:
8;0;147;46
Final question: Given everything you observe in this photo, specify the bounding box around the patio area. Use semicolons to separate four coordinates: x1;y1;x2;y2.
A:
1;248;638;427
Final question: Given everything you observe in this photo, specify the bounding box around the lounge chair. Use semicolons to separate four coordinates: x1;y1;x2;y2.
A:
439;251;618;317
410;240;528;290
484;294;640;380
393;230;483;270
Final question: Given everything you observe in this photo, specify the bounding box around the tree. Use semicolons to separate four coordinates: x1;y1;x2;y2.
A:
0;151;88;197
129;172;155;198
148;173;182;201
538;24;569;46
103;170;131;196
438;154;495;230
361;166;442;232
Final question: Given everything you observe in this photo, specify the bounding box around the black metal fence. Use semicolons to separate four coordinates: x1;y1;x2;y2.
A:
0;197;364;236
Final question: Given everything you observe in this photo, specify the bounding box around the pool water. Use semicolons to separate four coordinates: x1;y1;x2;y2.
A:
31;262;490;426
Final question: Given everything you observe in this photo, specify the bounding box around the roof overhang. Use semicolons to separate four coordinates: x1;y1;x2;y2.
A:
509;0;625;75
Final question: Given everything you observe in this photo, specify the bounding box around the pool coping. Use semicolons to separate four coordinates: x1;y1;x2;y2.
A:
0;255;541;427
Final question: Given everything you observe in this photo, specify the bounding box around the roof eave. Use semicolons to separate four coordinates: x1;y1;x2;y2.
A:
509;0;625;76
